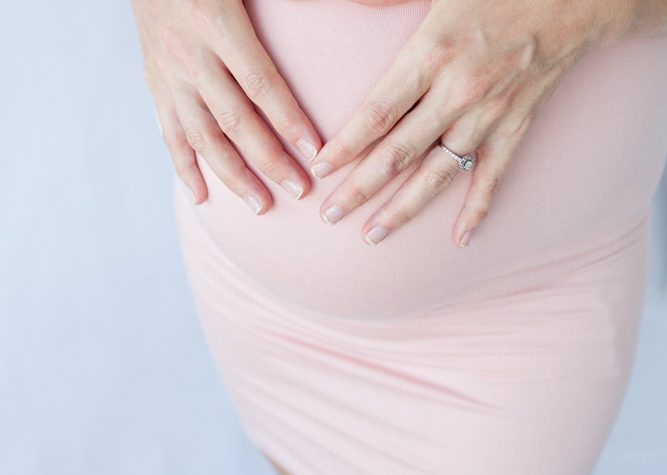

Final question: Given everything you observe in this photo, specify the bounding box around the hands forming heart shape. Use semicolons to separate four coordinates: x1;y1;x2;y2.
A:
131;0;656;247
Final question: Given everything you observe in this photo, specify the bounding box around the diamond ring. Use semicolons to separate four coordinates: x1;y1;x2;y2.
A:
437;142;475;172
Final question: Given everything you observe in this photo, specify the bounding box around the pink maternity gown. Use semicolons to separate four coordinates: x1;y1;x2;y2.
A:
171;0;667;473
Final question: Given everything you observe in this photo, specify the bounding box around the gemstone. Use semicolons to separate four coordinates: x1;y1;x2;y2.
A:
461;156;474;171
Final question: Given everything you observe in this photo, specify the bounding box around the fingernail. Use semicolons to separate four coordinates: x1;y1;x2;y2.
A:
458;229;473;247
297;138;318;161
311;161;333;178
244;195;263;215
364;226;388;245
322;204;344;224
281;179;304;199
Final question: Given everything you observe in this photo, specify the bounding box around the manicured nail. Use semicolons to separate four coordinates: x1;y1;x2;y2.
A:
311;161;333;178
244;195;263;214
364;226;388;245
281;179;304;199
322;204;344;224
296;138;318;161
458;229;473;247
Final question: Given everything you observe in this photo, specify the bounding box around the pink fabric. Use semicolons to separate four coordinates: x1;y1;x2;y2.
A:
172;1;667;473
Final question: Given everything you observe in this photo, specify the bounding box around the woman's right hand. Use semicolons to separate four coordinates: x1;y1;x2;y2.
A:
130;0;321;213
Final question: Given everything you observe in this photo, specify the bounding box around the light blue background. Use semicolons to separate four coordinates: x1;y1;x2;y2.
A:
0;2;665;474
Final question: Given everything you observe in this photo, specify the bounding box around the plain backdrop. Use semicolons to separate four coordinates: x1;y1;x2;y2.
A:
0;2;665;474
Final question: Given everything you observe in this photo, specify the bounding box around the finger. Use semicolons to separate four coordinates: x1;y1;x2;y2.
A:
195;1;322;161
361;145;461;245
452;112;531;248
358;99;506;244
153;98;208;205
311;19;536;179
194;53;310;199
317;84;467;225
451;74;553;246
311;31;445;174
171;84;273;215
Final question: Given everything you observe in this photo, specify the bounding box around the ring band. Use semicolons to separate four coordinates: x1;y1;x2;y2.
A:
437;142;475;172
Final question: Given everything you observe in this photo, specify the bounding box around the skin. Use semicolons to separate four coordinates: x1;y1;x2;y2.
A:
130;1;667;474
267;458;290;475
130;0;322;214
310;0;667;247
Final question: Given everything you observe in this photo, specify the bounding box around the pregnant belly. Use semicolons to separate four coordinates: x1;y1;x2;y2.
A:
175;0;667;321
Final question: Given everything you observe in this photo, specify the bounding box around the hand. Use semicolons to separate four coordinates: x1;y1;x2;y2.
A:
130;0;321;213
309;0;638;245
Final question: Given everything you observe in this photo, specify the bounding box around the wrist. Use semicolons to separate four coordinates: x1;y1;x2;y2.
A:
591;0;642;48
610;0;667;42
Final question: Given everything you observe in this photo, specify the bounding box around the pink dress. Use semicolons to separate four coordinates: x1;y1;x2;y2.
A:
172;1;667;473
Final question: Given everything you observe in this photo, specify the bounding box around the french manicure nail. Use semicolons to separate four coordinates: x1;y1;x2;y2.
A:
296;138;318;161
364;226;388;245
281;179;304;199
244;195;263;215
311;161;333;178
459;229;473;247
322;204;344;224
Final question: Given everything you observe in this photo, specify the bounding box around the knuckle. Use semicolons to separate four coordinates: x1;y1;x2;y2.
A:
212;169;235;191
379;142;415;177
228;160;249;180
253;153;283;177
212;158;242;188
347;185;372;205
215;109;244;137
424;167;456;192
184;126;208;153
518;36;538;71
162;130;189;152
216;168;236;187
241;69;273;101
188;0;212;22
414;64;432;94
515;114;533;136
162;27;190;63
184;49;209;81
420;37;456;79
386;204;412;226
334;138;356;161
455;78;491;108
432;34;460;56
476;205;490;221
273;112;298;135
216;157;241;181
363;100;395;133
480;174;503;196
468;202;490;222
488;93;514;118
190;0;234;30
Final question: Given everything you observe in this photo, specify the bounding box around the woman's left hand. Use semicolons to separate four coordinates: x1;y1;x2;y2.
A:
310;0;639;246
